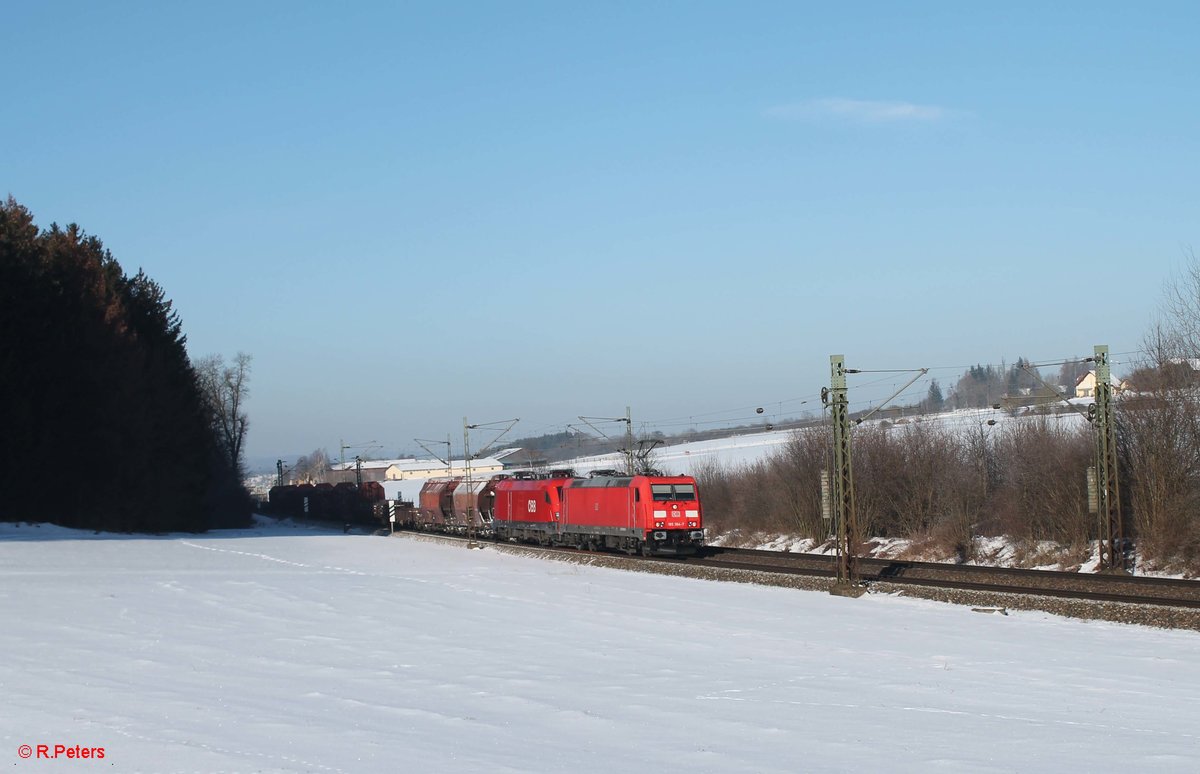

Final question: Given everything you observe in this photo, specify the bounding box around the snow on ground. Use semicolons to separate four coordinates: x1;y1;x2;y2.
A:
2;520;1198;773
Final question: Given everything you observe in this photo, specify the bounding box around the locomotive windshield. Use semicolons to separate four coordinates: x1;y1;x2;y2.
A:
651;484;697;501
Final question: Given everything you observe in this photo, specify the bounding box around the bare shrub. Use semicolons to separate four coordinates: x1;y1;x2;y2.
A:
1120;387;1200;572
699;411;1102;564
695;428;835;542
853;423;980;553
691;457;736;537
987;417;1091;546
773;427;832;538
1128;256;1200;572
735;460;779;534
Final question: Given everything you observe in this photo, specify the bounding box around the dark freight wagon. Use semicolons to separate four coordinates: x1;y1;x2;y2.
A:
268;481;385;526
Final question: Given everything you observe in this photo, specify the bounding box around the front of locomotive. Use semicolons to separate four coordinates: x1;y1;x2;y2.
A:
636;475;705;555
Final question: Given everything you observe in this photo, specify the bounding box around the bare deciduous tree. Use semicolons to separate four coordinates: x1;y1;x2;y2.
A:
293;448;331;484
988;418;1091;548
196;352;252;477
1120;389;1200;570
1160;248;1200;358
1122;257;1200;570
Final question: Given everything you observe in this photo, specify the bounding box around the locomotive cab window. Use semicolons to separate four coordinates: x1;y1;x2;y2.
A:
652;484;696;501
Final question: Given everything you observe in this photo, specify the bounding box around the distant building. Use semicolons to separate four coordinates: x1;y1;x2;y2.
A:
326;459;406;484
500;448;550;470
328;448;523;483
1074;371;1125;399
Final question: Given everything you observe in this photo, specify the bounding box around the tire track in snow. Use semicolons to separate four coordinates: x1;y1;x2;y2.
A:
179;540;374;578
178;539;552;607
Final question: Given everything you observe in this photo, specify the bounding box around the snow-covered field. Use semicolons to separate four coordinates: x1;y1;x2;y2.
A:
2;519;1197;773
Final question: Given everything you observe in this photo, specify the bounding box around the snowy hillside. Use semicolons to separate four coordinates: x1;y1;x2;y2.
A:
2;519;1197;773
550;407;1087;478
562;427;796;477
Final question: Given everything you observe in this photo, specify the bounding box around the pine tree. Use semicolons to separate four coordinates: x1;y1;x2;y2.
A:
926;379;945;412
0;197;251;530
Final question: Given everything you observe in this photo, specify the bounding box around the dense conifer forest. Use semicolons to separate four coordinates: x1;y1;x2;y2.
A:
0;197;252;531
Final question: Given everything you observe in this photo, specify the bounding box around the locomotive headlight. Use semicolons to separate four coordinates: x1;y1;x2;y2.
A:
655;521;664;528
688;521;697;527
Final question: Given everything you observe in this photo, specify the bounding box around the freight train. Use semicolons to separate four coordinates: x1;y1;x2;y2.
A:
409;470;705;556
269;469;706;556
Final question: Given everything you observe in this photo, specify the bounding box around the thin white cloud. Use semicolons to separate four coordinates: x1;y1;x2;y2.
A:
766;98;956;123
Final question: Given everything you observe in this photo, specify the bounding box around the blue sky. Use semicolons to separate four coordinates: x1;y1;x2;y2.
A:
4;2;1197;464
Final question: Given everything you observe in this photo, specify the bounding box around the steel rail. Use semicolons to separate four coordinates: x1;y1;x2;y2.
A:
386;530;1200;609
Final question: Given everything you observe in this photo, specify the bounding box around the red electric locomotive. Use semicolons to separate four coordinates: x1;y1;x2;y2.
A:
490;471;704;556
563;474;704;555
492;470;576;543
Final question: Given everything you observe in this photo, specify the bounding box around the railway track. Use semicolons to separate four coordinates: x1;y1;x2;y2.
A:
390;528;1200;610
693;547;1200;609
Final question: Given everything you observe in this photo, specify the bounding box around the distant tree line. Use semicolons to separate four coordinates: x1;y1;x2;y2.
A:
942;358;1088;410
0;197;252;531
